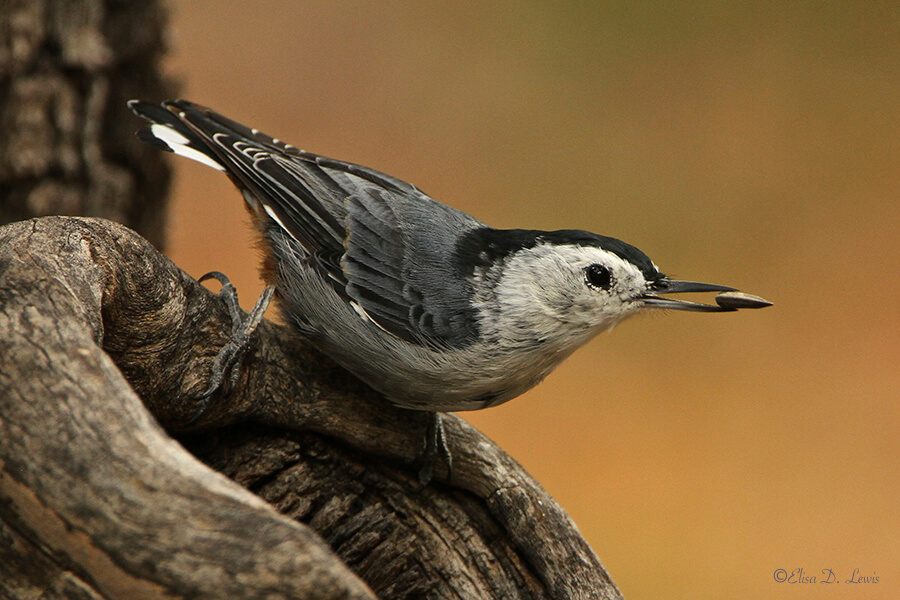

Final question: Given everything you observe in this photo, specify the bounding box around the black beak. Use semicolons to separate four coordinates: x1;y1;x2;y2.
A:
641;279;739;312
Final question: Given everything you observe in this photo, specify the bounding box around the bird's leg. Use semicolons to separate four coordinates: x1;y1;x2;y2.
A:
191;271;275;423
418;412;452;487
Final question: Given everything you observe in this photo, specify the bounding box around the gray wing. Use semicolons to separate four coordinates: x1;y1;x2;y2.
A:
343;186;484;347
131;100;483;348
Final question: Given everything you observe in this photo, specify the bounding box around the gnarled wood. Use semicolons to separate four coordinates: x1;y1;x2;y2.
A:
0;2;623;596
0;217;375;600
0;216;623;599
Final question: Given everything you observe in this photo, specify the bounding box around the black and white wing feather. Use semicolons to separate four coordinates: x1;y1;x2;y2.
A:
130;100;483;348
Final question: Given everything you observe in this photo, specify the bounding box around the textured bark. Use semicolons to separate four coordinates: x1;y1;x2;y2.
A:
0;0;173;249
0;216;624;599
0;217;376;600
0;2;625;598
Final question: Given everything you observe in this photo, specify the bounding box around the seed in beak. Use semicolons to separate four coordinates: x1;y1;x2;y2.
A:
714;291;773;310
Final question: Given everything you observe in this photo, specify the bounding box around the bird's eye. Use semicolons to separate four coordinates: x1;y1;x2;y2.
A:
585;264;613;291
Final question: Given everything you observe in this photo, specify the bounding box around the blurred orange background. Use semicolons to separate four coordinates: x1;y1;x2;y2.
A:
159;2;899;599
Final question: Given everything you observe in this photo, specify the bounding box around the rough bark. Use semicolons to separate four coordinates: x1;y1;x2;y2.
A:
0;217;376;600
0;1;625;598
0;216;624;599
0;0;173;249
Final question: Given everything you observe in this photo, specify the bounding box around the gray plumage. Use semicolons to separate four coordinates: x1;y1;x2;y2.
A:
130;100;764;413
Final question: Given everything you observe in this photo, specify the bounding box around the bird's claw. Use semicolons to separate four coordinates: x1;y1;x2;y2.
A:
417;412;452;488
190;272;275;424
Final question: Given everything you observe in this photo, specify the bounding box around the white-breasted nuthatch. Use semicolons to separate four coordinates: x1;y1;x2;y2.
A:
130;100;771;417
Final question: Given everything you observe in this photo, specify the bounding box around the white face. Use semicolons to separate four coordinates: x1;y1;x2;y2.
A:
474;242;653;350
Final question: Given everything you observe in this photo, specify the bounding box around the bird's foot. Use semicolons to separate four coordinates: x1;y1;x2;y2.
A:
190;271;275;424
417;412;452;488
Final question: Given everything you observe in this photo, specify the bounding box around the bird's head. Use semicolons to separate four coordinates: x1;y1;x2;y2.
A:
463;229;749;351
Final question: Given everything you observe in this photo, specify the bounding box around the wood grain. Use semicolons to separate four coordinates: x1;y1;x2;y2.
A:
0;216;623;599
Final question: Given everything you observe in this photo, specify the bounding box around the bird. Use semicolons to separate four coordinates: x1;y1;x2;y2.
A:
130;100;770;477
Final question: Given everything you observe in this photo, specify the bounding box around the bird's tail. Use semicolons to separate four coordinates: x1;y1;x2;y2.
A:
128;100;226;173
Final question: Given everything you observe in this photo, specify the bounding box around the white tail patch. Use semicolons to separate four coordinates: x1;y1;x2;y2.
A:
149;124;225;172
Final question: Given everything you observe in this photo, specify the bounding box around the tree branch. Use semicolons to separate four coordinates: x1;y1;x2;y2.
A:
0;216;375;599
0;216;623;599
2;1;623;596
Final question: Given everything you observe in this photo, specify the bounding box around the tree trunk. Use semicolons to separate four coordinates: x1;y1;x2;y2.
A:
0;216;624;599
0;0;173;249
0;2;624;598
0;217;377;599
